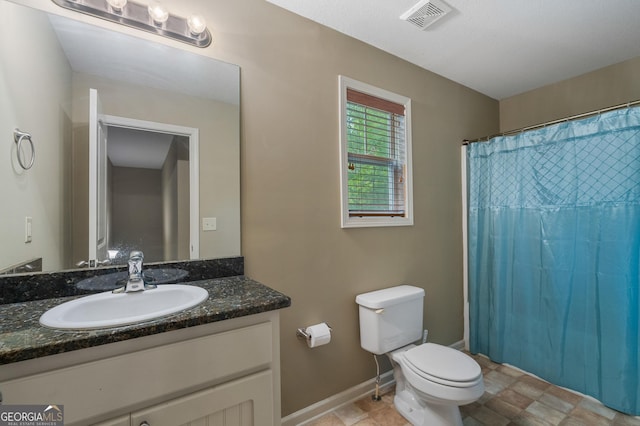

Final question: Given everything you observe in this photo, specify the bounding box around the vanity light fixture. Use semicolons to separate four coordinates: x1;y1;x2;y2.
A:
148;1;169;25
187;14;207;35
51;0;212;48
106;0;127;12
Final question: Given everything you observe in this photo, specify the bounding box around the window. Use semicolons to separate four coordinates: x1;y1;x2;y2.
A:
339;76;413;228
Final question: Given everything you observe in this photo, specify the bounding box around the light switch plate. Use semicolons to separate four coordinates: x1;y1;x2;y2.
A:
202;217;217;231
25;216;32;243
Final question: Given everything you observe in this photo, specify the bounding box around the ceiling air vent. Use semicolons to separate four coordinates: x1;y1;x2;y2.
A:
400;0;452;30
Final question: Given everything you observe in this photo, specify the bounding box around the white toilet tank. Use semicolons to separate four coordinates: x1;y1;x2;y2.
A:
356;285;425;355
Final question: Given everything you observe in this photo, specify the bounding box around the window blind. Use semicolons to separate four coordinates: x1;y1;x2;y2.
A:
346;88;407;217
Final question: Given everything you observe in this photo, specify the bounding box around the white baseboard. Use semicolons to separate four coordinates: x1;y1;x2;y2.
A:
281;341;466;425
281;371;395;426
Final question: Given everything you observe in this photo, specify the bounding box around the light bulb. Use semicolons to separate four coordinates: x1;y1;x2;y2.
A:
148;1;169;24
187;14;207;35
106;0;127;12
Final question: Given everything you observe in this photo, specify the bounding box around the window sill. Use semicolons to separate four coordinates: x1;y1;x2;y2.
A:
341;215;414;228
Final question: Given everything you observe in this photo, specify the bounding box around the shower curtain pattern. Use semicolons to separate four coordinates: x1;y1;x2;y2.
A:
467;107;640;415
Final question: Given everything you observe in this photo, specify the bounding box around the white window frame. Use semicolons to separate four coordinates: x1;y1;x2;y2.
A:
339;75;414;228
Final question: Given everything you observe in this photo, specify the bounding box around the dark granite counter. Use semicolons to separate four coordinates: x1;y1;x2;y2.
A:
0;275;291;365
0;257;244;305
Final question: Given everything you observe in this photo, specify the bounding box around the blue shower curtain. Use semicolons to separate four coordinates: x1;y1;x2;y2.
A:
467;107;640;415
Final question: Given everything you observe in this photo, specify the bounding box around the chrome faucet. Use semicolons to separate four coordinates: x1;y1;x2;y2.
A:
111;250;157;293
124;250;145;292
123;250;159;292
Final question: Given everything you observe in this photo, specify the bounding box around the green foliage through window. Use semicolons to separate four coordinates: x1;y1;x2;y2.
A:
346;100;406;215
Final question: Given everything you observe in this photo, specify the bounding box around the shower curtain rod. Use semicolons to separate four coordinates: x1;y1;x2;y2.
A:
462;99;640;145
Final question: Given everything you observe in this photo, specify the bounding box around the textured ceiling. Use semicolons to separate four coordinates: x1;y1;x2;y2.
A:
265;0;640;100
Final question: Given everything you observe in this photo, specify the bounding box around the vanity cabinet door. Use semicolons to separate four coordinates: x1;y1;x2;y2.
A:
130;370;274;426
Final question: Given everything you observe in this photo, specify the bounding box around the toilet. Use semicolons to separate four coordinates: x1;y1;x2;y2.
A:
356;285;484;426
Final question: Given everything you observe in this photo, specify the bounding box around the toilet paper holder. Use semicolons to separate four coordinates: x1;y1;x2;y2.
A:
296;323;332;341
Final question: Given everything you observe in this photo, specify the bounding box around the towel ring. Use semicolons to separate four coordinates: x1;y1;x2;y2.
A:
13;129;35;170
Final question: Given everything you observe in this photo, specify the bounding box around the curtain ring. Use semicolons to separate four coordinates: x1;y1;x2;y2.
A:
13;129;35;170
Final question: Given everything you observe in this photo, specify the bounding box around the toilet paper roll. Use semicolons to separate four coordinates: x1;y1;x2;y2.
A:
305;323;331;348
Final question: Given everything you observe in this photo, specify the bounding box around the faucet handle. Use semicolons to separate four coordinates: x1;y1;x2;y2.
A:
129;250;144;260
125;250;146;292
128;251;144;274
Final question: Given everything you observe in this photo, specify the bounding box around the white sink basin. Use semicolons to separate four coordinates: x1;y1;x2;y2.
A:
39;284;209;330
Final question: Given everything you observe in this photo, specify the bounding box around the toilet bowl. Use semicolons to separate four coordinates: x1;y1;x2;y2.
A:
355;285;485;426
390;343;484;425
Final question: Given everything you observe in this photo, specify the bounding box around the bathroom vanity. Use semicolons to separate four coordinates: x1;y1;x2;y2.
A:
0;268;290;426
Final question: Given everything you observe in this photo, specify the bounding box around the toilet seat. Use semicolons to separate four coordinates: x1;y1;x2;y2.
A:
403;343;482;388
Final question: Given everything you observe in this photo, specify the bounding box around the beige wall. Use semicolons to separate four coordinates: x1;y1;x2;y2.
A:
177;159;190;260
71;126;90;267
162;141;179;261
161;140;190;261
111;167;164;262
0;1;72;272
207;2;499;416
500;56;640;131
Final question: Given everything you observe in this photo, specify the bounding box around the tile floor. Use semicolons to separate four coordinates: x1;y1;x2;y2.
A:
305;353;640;426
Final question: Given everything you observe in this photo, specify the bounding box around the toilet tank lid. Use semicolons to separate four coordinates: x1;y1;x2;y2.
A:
355;285;425;309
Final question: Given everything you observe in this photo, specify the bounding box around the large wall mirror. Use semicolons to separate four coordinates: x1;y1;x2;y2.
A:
0;0;240;275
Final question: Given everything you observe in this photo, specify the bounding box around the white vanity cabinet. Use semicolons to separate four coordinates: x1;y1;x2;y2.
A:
0;311;282;426
96;370;273;426
130;370;272;426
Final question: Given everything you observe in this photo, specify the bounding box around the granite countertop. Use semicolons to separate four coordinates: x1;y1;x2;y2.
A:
0;276;291;365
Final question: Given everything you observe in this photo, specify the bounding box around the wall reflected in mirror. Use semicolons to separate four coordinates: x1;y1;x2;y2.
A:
101;126;190;266
0;0;240;276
